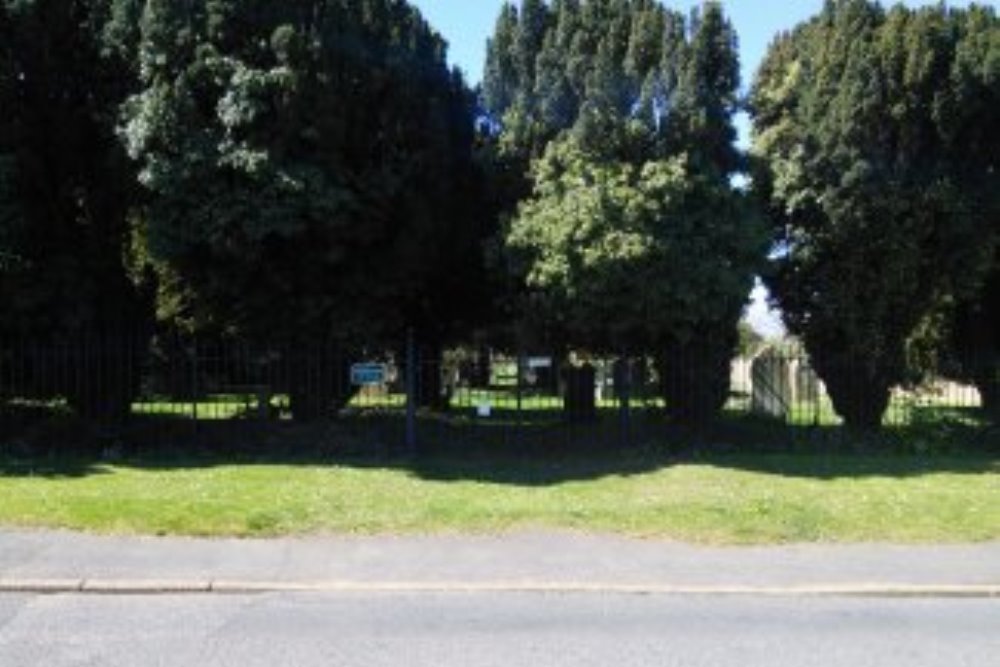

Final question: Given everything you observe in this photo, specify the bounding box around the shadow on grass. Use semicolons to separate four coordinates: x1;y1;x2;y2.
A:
1;406;998;484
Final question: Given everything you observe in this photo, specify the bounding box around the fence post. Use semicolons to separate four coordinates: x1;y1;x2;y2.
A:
405;327;417;455
617;356;631;448
191;337;199;432
516;351;524;414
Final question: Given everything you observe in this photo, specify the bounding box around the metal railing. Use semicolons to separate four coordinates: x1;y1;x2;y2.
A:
0;336;994;453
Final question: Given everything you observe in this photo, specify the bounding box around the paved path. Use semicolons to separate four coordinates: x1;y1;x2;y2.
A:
1;530;998;595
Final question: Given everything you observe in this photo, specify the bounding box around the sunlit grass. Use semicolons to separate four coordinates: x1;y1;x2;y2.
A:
1;453;996;544
127;386;984;429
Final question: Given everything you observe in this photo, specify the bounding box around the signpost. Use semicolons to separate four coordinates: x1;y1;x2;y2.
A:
350;363;387;386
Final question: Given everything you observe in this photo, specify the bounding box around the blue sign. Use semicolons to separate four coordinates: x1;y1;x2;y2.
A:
350;363;387;386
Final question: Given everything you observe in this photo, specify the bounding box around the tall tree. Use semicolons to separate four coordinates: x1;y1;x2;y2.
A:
942;5;1000;418
490;1;765;423
751;1;999;429
123;0;484;418
652;1;750;419
507;139;760;380
483;3;521;117
0;0;147;420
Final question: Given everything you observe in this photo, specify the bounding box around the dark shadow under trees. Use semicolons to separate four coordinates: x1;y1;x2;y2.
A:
1;405;996;485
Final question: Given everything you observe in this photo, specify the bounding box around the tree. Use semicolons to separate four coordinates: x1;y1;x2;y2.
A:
507;136;760;352
491;1;765;423
0;0;148;421
940;6;1000;419
751;1;999;429
483;3;521;117
122;0;484;417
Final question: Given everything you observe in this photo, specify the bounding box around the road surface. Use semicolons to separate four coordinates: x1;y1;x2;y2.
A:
1;592;997;666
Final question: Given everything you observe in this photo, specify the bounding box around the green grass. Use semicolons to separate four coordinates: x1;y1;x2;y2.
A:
128;385;984;429
133;398;252;420
0;451;996;544
130;390;659;421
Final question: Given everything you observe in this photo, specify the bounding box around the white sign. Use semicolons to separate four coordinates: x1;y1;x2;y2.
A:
527;357;552;369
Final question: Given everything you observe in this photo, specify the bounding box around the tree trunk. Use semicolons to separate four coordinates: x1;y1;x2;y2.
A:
64;336;142;425
657;342;732;426
562;363;597;422
417;342;450;411
287;345;350;422
817;360;891;431
473;344;491;389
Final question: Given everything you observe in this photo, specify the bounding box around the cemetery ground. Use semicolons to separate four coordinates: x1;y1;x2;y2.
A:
0;409;997;543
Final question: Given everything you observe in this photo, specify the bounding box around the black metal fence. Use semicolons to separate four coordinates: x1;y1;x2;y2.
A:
0;335;994;454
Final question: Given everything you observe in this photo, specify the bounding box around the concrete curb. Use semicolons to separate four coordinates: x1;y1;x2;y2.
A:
1;579;998;598
83;579;213;594
0;579;84;594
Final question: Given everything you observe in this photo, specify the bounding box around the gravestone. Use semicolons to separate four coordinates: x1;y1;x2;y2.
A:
730;356;754;396
751;351;793;419
751;349;821;419
791;358;822;404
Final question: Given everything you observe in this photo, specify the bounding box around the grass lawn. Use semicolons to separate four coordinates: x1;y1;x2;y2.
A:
0;450;996;544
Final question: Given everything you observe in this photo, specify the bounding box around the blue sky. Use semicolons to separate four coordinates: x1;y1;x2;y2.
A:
410;0;978;337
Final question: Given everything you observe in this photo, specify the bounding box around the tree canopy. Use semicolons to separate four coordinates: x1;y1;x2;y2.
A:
0;0;148;419
507;141;758;355
0;0;144;339
123;0;485;348
751;0;1000;429
1;0;997;432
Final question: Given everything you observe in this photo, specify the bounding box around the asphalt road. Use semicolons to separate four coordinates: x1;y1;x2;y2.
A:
0;592;997;666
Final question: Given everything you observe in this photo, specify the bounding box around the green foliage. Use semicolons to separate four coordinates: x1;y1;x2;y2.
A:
0;0;144;337
944;5;1000;416
508;140;758;355
0;0;148;420
483;1;741;166
489;1;765;422
751;0;1000;429
123;0;485;348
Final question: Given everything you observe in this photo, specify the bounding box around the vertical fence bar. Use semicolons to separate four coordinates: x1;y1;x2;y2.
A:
191;337;199;432
0;340;6;438
618;355;631;449
405;328;417;455
515;349;523;415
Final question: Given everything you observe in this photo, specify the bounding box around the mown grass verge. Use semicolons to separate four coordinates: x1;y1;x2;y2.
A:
0;447;996;544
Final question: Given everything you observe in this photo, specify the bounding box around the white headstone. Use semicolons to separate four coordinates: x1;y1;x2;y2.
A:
751;350;794;419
